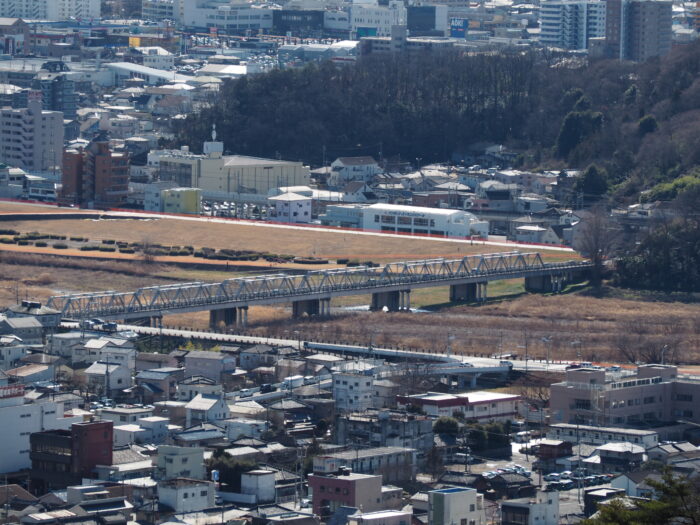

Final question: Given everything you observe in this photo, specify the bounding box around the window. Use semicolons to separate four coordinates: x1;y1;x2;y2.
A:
469;504;475;511
183;493;188;499
201;490;208;496
677;394;693;402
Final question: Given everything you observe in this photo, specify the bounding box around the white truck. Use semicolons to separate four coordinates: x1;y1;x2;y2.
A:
282;375;304;389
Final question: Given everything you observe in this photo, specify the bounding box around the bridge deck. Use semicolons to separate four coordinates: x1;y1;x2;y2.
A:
48;251;591;320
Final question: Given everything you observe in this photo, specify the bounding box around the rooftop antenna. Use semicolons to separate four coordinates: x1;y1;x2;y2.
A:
212;123;217;142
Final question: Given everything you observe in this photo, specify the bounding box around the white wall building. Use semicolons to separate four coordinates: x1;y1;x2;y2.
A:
348;510;413;525
333;372;374;412
0;0;100;20
350;1;407;38
158;478;216;513
397;391;520;421
135;47;175;70
360;203;489;238
428;487;486;525
268;192;312;223
156;445;206;480
330;156;381;186
241;470;276;504
0;92;63;173
501;491;559;525
142;0;175;21
539;0;606;50
225;417;269;439
180;0;274;32
0;382;82;473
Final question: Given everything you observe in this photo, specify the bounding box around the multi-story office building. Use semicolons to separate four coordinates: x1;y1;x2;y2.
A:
550;364;700;427
0;0;100;20
142;0;175;21
539;0;606;50
180;0;274;33
0;91;64;173
605;0;672;61
350;1;407;38
61;138;129;208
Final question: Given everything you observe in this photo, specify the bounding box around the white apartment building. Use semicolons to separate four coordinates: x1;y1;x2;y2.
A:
0;92;63;173
180;0;273;32
156;445;206;480
142;0;175;21
158;478;216;513
0;0;100;20
428;487;486;525
333;372;374;412
539;0;606;50
501;491;559;525
0;381;82;473
350;1;407;38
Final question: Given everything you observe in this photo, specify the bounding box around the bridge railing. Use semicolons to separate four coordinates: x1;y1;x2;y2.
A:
47;252;591;318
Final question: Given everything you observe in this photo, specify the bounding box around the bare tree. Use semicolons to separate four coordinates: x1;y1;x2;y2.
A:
574;205;621;287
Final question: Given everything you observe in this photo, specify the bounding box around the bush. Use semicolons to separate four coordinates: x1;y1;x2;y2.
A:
337;258;349;264
34;241;48;247
0;238;15;244
98;246;116;252
52;243;68;249
0;229;18;235
17;240;31;245
346;260;360;267
69;236;86;242
80;245;100;251
119;247;135;254
101;239;116;245
194;251;205;257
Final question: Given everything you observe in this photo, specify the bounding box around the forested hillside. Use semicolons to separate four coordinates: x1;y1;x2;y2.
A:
174;41;700;202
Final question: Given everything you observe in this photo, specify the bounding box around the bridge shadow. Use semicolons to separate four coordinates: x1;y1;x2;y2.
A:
421;291;529;311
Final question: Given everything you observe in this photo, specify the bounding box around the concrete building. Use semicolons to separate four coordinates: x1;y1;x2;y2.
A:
160;187;202;214
0;381;83;474
33;73;77;120
397;391;520;421
428;487;486;525
335;410;434;451
156;445;206;480
547;423;659;449
0;91;63;172
142;0;175;21
501;490;559;525
149;139;310;197
269;192;312;223
180;0;274;33
539;0;606;50
61;139;129;208
604;0;672;61
241;469;276;504
185;393;230;427
308;471;383;518
0;17;28;56
333;372;375;412
157;477;216;513
99;405;154;425
359;203;489;238
29;420;113;492
313;447;416;483
350;2;407;38
0;0;100;20
550;364;700;427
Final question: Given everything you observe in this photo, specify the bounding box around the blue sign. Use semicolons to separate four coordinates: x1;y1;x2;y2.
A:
450;18;468;38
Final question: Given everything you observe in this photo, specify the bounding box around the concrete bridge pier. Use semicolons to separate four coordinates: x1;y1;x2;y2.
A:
399;290;411;311
237;306;248;327
457;374;480;389
370;291;401;312
131;316;161;327
319;298;332;317
449;283;476;302
476;282;487;302
210;307;235;329
525;275;554;293
292;299;320;318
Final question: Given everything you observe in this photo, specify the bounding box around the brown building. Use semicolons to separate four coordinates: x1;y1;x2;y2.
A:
60;139;129;208
605;0;672;61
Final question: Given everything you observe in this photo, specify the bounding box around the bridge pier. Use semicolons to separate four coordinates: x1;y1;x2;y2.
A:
477;282;487;302
319;298;332;317
370;291;401;312
398;290;411;311
457;374;480;389
292;299;320;318
525;275;553;293
131;316;161;327
449;283;478;302
209;307;248;330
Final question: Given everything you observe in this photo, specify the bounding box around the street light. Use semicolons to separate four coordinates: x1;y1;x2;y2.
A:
661;344;669;365
541;336;551;369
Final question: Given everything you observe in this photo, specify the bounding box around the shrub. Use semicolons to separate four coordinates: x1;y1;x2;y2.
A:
194;251;205;257
119;247;135;254
337;258;349;264
0;238;15;244
101;239;116;245
0;229;18;235
69;236;86;242
34;241;48;247
17;240;30;245
52;243;68;249
98;246;116;252
346;260;360;267
80;245;100;251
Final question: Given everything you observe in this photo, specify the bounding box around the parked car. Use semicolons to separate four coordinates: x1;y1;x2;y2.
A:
559;480;575;490
239;388;253;398
260;384;275;393
543;473;561;482
560;471;573;480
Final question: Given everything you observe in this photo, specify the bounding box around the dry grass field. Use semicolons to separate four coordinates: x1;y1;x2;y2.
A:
0;215;574;263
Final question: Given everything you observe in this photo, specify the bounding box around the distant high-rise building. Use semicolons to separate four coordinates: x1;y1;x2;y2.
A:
0;91;63;172
0;0;100;20
32;73;77;120
605;0;672;61
539;0;607;50
60;138;129;208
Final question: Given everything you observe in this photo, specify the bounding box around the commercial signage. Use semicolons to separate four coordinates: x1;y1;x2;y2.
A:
450;18;468;38
0;384;25;399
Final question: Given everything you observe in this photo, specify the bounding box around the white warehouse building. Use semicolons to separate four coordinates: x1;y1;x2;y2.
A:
360;203;488;238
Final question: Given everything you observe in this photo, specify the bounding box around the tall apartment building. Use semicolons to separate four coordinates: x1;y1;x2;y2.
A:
350;1;407;38
0;0;100;20
605;0;672;61
550;364;700;427
60;139;129;208
32;73;77;120
0;91;64;173
539;0;606;50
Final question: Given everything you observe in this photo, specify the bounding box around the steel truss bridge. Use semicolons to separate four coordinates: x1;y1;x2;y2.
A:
47;251;591;321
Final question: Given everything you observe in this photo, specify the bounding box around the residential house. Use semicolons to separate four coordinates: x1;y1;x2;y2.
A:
5;363;52;384
172;423;227;447
135;352;178;371
184;350;236;381
72;337;136;369
597;443;645;473
5;301;61;330
335;410;434;451
156;445;206;480
397;391;519;421
84;361;132;398
99;405;154;425
158;477;216;513
177;375;222;401
428;487;486;525
134;367;185;402
307;472;383;518
185;393;230;427
0;316;43;344
313;447;416;483
0;336;29;370
610;470;664;498
329;157;381;187
501;491;559;525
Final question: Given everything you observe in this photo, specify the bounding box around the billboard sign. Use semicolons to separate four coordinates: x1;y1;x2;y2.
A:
450;18;468;38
